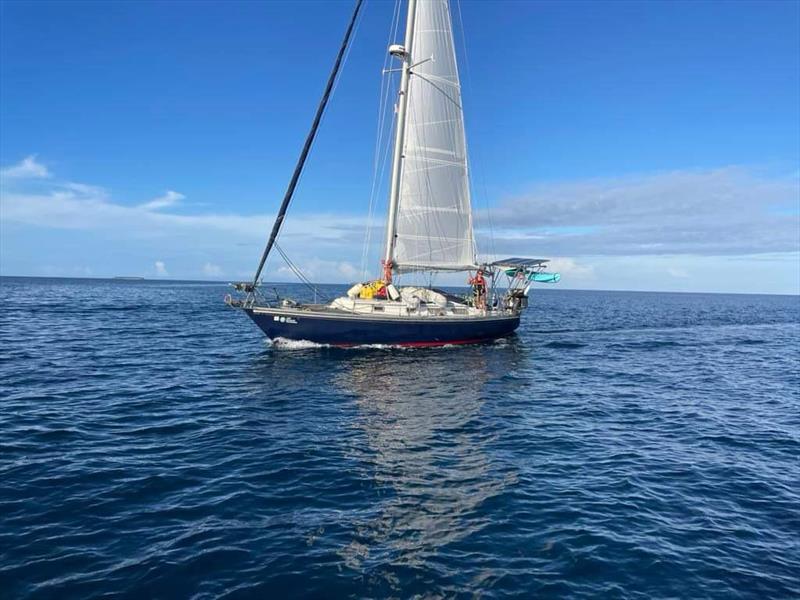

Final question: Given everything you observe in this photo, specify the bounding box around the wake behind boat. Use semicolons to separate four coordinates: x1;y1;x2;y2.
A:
227;0;560;346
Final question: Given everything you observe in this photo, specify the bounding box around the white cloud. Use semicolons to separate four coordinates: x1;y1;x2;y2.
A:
667;266;690;278
547;257;596;280
154;261;168;276
202;262;223;277
0;171;363;242
337;261;358;279
1;155;51;180
539;253;799;294
2;158;798;293
0;160;371;283
138;190;185;211
485;167;800;256
62;182;107;197
275;258;362;283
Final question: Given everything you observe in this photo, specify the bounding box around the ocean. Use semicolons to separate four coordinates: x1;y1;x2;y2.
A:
1;277;798;598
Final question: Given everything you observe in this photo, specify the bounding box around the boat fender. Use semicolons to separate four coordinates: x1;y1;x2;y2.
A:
386;284;400;301
523;284;531;297
347;283;363;298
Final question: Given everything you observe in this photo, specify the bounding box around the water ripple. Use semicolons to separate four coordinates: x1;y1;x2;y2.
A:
1;278;798;598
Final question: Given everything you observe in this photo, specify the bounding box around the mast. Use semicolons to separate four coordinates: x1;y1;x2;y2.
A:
382;0;418;282
251;0;364;289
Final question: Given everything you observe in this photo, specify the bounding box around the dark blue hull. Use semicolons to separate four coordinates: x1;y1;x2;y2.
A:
243;306;520;346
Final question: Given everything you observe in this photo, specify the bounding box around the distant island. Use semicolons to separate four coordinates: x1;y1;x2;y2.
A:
112;276;145;281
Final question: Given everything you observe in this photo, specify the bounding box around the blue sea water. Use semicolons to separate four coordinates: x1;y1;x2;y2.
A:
1;276;798;599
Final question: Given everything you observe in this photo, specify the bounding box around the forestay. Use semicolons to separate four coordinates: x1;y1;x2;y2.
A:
393;0;477;273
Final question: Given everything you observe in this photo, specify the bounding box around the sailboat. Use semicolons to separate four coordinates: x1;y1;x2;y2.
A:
227;0;559;346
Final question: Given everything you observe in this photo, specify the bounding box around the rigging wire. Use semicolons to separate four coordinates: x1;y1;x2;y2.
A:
456;0;497;264
274;242;331;302
275;2;365;290
361;0;403;281
328;0;367;101
251;0;364;288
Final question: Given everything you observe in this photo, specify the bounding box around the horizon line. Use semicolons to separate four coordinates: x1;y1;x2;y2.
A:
0;274;797;297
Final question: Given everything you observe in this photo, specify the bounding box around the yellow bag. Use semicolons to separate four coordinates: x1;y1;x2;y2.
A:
359;280;383;299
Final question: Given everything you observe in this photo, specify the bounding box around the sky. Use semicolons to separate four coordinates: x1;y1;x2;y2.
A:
1;0;798;294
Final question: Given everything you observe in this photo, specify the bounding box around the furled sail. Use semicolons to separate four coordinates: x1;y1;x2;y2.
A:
392;0;476;272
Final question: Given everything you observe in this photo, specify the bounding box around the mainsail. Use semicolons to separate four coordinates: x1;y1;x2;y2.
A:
229;0;550;347
391;0;477;273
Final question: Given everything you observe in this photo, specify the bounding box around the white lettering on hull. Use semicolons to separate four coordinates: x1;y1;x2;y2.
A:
273;315;298;324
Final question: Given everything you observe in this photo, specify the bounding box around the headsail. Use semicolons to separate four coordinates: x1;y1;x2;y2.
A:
391;0;476;273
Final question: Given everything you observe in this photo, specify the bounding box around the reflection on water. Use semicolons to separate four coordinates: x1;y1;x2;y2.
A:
332;342;525;575
6;279;798;598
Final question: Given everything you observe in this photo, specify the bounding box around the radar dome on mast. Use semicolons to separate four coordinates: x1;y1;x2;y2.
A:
388;44;407;58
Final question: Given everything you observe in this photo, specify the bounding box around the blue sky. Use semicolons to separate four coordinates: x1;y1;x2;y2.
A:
1;0;798;293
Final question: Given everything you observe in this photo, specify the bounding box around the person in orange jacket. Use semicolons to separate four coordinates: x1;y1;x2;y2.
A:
469;269;487;310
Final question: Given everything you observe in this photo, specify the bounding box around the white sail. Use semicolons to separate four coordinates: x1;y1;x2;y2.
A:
392;0;476;273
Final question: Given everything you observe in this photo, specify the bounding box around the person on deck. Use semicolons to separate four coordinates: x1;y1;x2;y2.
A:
469;269;487;310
